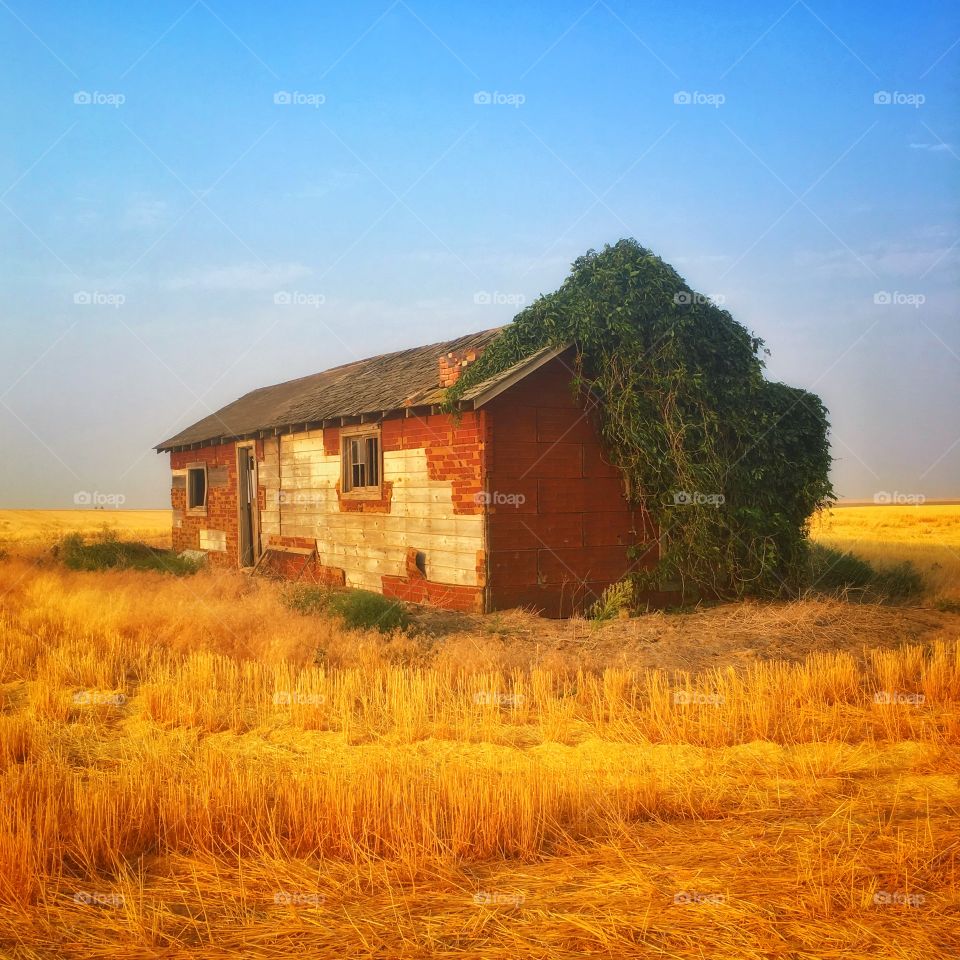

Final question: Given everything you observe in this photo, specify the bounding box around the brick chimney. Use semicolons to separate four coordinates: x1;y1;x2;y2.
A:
438;347;480;388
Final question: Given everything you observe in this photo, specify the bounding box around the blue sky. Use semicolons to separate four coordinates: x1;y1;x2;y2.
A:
1;0;957;508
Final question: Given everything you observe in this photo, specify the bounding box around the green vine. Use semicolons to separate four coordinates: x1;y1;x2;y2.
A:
446;239;834;599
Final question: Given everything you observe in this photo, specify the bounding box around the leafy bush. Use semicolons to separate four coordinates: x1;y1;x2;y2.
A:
283;584;332;616
284;584;410;633
588;580;633;621
329;590;410;632
446;239;834;600
55;531;201;576
806;544;923;601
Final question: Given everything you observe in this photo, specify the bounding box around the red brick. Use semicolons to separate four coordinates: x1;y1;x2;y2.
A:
492;441;582;479
581;511;643;547
488;514;582;552
489;550;538;586
537;545;635;584
537;478;627;514
537;407;597;443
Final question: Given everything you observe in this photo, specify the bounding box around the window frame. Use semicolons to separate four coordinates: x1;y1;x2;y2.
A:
340;424;383;499
185;463;208;516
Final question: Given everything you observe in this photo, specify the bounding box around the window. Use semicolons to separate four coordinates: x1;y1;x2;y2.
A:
186;465;207;513
341;428;381;496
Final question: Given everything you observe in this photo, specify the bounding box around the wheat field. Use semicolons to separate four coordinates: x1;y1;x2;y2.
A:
811;504;960;603
0;508;958;958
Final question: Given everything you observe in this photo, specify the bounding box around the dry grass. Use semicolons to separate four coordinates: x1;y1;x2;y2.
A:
0;507;958;957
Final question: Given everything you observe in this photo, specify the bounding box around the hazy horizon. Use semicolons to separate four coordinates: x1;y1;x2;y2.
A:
2;0;958;509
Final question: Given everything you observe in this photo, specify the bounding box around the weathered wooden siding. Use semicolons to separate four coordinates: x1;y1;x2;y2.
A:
259;413;486;608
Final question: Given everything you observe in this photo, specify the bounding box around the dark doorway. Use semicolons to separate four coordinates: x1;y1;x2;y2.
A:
237;445;260;567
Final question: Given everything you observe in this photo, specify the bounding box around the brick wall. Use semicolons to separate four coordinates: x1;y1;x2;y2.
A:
171;414;487;613
169;440;265;567
483;355;658;617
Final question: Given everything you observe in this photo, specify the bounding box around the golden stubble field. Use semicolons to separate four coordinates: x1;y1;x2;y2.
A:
0;506;958;958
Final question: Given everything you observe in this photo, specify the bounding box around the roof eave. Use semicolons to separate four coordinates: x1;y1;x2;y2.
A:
460;343;572;408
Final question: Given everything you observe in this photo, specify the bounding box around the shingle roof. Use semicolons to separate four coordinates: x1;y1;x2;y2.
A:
155;328;506;452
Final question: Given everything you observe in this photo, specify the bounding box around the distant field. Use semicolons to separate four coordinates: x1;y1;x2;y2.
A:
811;504;960;602
0;509;171;548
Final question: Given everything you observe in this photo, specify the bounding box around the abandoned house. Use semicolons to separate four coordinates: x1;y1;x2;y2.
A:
155;328;659;616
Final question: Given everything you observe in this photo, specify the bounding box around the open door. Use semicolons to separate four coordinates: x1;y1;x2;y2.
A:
237;444;261;568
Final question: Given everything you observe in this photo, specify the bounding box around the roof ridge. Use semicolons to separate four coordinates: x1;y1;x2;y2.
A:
155;325;506;451
244;326;504;396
